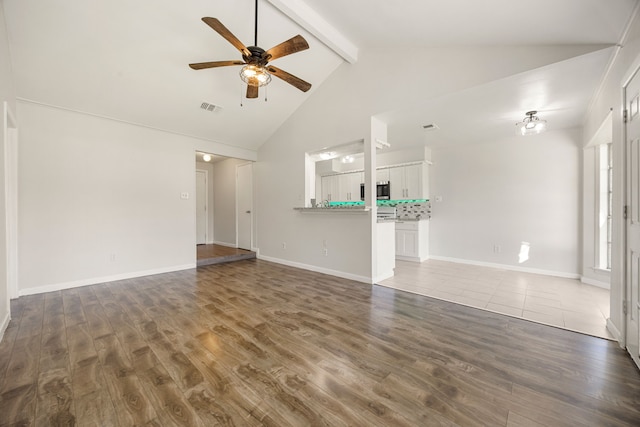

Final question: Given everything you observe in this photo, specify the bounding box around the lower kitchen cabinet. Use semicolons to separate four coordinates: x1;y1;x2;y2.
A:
395;220;429;262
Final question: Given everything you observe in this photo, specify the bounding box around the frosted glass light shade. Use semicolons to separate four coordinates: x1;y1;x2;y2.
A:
516;111;547;136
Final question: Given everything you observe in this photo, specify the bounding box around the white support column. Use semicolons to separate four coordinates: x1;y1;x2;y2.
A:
369;117;387;282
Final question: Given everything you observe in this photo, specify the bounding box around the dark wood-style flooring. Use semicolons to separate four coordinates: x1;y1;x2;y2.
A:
1;259;639;426
196;244;256;267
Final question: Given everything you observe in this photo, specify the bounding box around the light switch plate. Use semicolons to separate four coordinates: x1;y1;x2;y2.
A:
181;192;189;199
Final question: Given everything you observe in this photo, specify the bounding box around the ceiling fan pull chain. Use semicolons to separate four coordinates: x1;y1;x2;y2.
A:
240;82;244;107
264;83;268;102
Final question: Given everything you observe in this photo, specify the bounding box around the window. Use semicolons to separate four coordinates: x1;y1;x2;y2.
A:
597;142;612;270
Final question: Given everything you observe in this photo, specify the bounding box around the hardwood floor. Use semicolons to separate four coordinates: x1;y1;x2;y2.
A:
196;244;256;267
1;259;639;426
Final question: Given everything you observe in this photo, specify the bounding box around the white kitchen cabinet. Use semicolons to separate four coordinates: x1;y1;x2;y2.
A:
389;167;405;200
322;172;362;202
405;163;425;199
376;167;390;182
321;175;339;202
395;220;429;262
389;163;427;200
338;172;363;201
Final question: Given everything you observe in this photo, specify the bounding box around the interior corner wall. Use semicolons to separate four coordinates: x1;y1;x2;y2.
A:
0;1;16;338
429;129;581;276
212;158;245;247
17;101;202;294
255;45;595;282
583;12;640;341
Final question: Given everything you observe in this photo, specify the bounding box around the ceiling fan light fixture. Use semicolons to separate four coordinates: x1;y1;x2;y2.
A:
240;64;271;87
516;110;547;136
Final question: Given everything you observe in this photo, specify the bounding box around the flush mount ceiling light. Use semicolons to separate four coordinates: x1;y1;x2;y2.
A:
202;154;212;162
516;110;547;136
319;151;337;160
341;155;355;164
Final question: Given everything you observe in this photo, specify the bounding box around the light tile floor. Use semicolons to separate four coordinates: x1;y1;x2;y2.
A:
379;259;614;340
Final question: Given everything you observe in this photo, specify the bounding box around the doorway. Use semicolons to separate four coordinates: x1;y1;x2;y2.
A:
194;152;255;264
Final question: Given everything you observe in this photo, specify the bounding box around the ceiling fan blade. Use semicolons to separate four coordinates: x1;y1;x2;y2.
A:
267;66;312;92
246;83;259;99
189;60;245;70
264;35;309;61
202;17;250;56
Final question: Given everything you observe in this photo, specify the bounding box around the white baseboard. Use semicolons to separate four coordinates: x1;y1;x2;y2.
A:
257;254;372;284
580;276;610;290
374;271;394;283
18;263;196;296
0;310;11;344
428;255;580;279
606;318;623;345
396;255;429;263
212;241;237;248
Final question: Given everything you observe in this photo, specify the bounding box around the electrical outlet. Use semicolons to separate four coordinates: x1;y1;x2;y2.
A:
282;242;286;249
323;248;328;256
493;244;501;253
109;253;116;262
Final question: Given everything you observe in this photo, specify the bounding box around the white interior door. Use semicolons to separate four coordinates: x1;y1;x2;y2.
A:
237;163;253;251
625;68;640;368
195;170;207;245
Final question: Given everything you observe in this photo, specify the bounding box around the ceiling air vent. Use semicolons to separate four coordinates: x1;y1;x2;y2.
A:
422;123;439;131
200;102;222;112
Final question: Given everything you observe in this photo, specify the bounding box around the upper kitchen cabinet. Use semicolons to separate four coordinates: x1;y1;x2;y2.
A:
321;171;363;202
338;172;363;201
376;168;390;182
321;175;339;202
389;163;428;200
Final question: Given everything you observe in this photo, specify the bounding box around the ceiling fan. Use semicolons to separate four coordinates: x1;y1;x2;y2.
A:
189;0;312;99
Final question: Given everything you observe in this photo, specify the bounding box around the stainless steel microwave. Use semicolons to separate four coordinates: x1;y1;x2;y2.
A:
360;182;391;200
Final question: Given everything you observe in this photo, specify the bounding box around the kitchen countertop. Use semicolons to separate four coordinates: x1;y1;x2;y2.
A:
294;206;371;213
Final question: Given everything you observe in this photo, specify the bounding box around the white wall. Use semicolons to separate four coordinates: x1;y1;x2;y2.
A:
212;158;246;246
583;13;640;341
0;2;16;339
430;129;581;276
17;101;256;295
256;45;595;282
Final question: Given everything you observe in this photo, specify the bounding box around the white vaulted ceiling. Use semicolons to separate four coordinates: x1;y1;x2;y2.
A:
2;0;638;151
